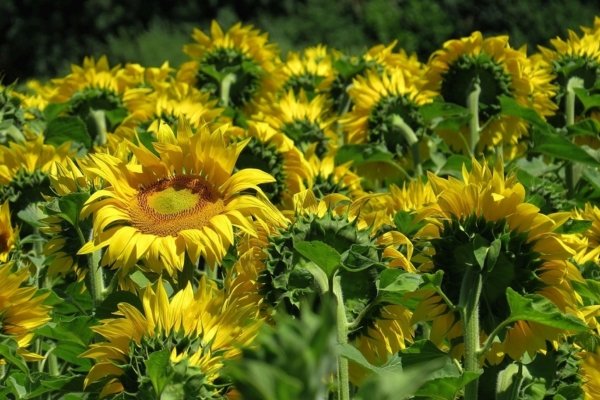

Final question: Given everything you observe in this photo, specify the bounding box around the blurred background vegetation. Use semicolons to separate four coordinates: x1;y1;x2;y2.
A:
1;0;599;82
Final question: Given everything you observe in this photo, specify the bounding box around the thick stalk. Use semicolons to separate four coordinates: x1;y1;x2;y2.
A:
390;114;422;176
90;109;107;146
82;229;104;308
467;82;481;157
333;276;350;400
220;73;237;108
565;77;584;199
459;268;483;400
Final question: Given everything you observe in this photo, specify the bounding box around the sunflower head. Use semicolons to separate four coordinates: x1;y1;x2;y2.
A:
281;45;335;97
180;21;282;111
0;201;17;262
0;262;51;361
413;159;580;363
79;118;286;281
82;277;262;398
257;89;339;158
0;136;74;217
426;32;557;154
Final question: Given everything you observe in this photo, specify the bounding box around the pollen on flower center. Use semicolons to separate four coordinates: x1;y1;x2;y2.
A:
129;175;225;237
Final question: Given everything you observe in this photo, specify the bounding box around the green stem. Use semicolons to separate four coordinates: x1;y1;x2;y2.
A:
82;229;104;308
467;82;481;157
90;109;107;146
177;256;197;292
333;276;350;400
33;226;44;288
476;318;512;358
459;268;483;400
391;114;422;176
565;77;584;199
347;301;378;331
220;73;237;108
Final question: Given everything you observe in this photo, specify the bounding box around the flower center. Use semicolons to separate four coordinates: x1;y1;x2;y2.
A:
129;175;224;237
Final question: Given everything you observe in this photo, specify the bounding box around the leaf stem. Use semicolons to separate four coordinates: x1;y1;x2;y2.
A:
467;82;481;157
565;77;584;199
80;227;105;308
459;268;483;400
390;114;422;176
220;73;237;108
333;276;350;400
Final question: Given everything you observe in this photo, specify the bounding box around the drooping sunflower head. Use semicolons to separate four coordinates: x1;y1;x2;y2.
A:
82;277;262;398
78;117;286;280
180;21;283;111
281;45;335;97
229;120;312;207
412;159;581;363
0;262;51;360
0;83;45;143
257;89;339;158
0;135;74;214
426;32;557;155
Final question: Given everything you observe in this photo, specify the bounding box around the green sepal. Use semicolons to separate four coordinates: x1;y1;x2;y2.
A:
295;240;341;279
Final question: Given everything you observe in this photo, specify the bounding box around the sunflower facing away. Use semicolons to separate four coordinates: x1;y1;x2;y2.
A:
81;277;262;398
425;32;557;157
78;118;286;280
410;159;584;364
179;20;282;112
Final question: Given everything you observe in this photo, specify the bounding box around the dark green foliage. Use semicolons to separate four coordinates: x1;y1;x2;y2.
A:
2;1;600;83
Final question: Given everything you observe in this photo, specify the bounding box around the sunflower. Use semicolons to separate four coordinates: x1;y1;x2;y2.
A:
228;120;312;208
257;89;339;157
81;277;262;398
78;118;287;280
0;262;51;361
0;83;45;142
304;144;364;200
117;81;225;142
580;348;600;399
0;135;74;213
238;189;414;384
341;67;434;151
425;32;557;156
38;56;143;146
410;159;583;364
330;41;424;114
281;45;335;97
536;27;600;146
179;20;283;112
0;201;17;262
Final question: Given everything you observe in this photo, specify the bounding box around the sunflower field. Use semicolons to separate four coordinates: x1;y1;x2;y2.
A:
4;15;600;400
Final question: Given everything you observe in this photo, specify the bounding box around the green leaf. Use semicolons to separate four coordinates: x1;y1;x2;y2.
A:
44;116;91;149
566;118;600;138
473;234;490;270
438;154;472;178
337;343;396;375
553;218;592;234
52;341;93;368
421;270;445;290
34;316;96;347
334;144;394;166
43;102;69;121
572;279;600;304
95;290;145;319
295;241;341;278
506;288;590;331
377;269;422;307
574;88;600;114
104;108;128;127
530;129;600;167
146;349;174;396
415;372;481;399
419;101;470;123
0;340;29;374
57;192;90;227
500;96;551;132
